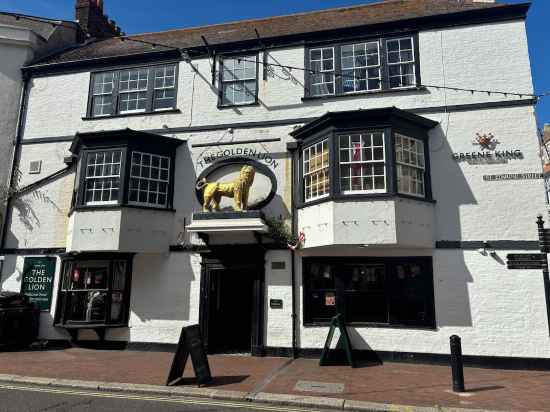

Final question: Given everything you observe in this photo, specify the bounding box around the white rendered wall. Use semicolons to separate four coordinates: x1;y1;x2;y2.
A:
126;252;202;343
264;250;293;348
21;20;533;141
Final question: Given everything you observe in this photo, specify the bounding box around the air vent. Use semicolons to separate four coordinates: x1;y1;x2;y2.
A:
29;160;42;175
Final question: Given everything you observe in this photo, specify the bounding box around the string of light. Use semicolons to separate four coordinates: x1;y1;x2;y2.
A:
119;35;549;100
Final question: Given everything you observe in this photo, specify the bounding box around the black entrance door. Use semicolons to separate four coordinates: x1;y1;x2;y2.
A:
205;267;257;354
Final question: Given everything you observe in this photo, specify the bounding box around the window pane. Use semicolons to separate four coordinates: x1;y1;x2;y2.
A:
129;151;170;207
338;132;385;193
84;150;122;205
340;42;380;93
221;56;257;106
303;139;330;201
305;262;337;322
395;134;425;197
387;37;416;89
390;262;433;326
310;47;335;96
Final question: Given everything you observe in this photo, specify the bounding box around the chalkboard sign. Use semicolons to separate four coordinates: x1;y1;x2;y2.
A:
20;257;56;311
319;314;355;368
167;325;212;386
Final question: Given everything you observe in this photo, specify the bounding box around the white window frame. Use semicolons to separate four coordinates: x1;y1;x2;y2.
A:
386;37;416;90
128;151;171;208
341;41;382;94
309;47;335;97
220;55;258;106
91;72;115;117
338;131;386;194
153;65;177;111
303;139;330;202
84;150;122;206
118;68;149;114
395;134;425;197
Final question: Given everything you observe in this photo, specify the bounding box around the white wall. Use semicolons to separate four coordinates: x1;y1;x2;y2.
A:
21;20;533;141
126;252;201;343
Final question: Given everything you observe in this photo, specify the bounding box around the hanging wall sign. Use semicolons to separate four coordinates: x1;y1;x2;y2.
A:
195;156;277;211
20;257;56;311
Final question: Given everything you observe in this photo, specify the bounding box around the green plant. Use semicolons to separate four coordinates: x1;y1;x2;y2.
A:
264;217;297;245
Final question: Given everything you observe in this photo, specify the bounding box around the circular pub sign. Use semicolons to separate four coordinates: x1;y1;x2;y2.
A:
195;156;278;212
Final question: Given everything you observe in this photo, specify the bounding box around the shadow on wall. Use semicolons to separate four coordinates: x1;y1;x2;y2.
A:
430;122;478;328
172;144;199;245
129;253;197;323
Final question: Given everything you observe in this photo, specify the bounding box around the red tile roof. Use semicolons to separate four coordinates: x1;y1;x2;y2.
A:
31;0;519;66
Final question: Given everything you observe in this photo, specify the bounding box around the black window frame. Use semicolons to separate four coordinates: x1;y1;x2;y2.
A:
86;62;180;119
218;53;260;108
73;136;178;213
297;124;433;208
304;33;421;99
302;256;436;329
54;253;134;328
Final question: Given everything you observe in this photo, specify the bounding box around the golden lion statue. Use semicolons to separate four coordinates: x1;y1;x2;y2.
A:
196;165;256;212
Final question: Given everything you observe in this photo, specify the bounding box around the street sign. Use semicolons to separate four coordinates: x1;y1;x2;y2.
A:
506;254;545;270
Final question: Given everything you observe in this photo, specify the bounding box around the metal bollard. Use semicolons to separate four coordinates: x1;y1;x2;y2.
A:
450;335;465;392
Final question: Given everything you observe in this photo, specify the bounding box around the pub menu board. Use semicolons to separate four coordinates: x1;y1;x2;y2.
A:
20;257;56;311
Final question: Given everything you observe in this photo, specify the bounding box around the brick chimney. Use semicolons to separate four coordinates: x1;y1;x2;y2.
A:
75;0;121;39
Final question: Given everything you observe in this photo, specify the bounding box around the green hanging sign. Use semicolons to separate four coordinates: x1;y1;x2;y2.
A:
20;257;56;311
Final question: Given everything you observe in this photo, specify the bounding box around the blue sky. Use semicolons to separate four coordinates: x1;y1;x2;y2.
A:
2;0;549;127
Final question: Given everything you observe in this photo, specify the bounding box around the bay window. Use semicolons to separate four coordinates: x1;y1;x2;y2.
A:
88;63;178;118
305;35;419;98
294;108;436;205
71;129;182;211
303;257;435;328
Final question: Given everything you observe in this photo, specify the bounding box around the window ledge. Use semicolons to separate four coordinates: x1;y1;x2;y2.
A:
301;86;427;102
69;204;176;216
297;193;436;209
304;321;436;331
82;108;181;121
217;101;260;110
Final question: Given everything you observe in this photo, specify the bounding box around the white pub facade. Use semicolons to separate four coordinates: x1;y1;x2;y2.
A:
1;0;549;366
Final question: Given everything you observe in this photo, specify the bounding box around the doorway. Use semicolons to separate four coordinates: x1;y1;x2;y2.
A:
199;255;265;356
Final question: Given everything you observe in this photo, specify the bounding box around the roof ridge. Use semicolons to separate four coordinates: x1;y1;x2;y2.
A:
127;0;485;38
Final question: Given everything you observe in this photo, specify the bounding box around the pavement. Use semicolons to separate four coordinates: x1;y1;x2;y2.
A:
0;347;549;411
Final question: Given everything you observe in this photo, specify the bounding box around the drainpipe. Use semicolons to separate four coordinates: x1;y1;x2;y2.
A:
287;141;298;359
0;71;31;287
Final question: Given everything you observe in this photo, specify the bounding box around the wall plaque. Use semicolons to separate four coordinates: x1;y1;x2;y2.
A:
20;257;56;311
270;299;283;309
